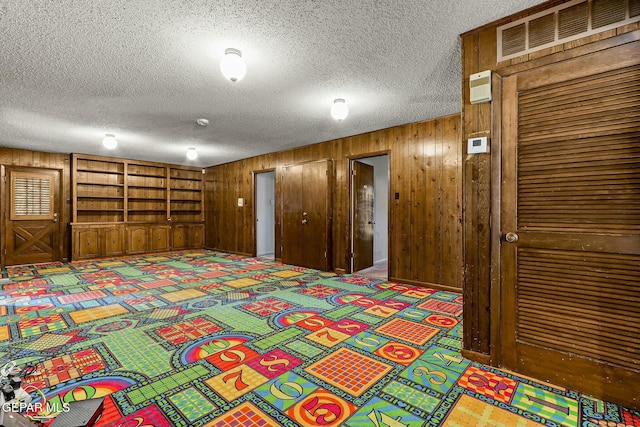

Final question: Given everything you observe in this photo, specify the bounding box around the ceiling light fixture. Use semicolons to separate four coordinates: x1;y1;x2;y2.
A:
186;147;198;160
331;98;348;121
102;134;117;149
220;48;246;82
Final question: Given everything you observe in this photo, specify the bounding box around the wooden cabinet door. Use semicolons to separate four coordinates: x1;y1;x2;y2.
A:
75;229;100;260
499;41;640;409
128;226;149;254
188;224;204;248
150;225;170;251
282;161;330;270
103;227;125;257
171;225;187;249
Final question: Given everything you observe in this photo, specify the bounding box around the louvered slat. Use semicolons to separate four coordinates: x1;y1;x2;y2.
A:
516;249;640;371
558;2;590;38
13;176;51;216
517;64;640;232
502;23;526;57
592;0;627;28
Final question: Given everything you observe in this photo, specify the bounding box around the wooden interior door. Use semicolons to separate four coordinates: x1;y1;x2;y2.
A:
4;167;61;266
282;164;305;268
499;42;640;409
302;160;329;271
281;161;330;270
352;160;374;272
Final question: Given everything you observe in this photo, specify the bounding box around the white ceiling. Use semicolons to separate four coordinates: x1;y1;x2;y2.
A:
0;0;546;167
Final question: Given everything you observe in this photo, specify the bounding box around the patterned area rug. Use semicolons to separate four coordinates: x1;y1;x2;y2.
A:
0;250;638;427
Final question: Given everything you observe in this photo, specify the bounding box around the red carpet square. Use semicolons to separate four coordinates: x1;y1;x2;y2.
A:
374;318;439;345
304;348;392;397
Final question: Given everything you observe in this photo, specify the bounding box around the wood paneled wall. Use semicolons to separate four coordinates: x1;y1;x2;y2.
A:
461;0;640;361
205;114;463;290
0;148;72;263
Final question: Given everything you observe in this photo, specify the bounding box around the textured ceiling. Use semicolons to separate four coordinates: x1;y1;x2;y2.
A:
0;0;546;167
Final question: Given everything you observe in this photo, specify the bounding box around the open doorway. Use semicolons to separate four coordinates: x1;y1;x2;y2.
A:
255;171;275;259
350;155;388;279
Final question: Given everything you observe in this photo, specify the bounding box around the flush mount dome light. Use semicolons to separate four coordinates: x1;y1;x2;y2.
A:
102;134;117;149
186;147;198;160
330;98;348;121
220;48;246;82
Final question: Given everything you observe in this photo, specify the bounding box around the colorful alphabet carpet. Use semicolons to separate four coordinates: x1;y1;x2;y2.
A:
1;250;638;427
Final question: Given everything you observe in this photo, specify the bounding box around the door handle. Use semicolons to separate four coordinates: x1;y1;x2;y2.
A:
302;219;308;225
53;213;58;223
505;232;519;243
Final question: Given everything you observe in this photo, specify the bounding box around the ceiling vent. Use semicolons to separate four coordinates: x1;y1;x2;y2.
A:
497;0;640;61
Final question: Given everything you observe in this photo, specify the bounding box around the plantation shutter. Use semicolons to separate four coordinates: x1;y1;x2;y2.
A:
11;172;54;220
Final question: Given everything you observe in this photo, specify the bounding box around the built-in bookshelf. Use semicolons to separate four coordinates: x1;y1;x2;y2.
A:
169;167;204;223
71;153;204;260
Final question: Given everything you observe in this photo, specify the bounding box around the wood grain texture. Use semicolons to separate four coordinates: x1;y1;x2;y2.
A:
204;116;463;289
461;6;640;362
0;148;70;265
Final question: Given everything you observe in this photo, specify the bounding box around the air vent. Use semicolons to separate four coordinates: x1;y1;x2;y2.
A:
593;0;627;27
498;0;640;61
529;14;556;48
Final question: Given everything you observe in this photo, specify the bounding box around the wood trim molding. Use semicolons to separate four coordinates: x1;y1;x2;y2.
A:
461;349;492;365
490;71;504;366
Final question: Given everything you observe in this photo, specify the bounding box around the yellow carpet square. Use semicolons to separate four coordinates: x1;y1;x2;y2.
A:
305;327;350;348
36;267;70;274
69;304;128;324
444;394;540;427
272;270;301;278
206;365;268;401
162;289;206;302
224;278;260;288
0;325;9;341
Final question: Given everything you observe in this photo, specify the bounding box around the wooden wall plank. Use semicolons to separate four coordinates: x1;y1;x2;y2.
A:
205;115;463;290
418;121;433;283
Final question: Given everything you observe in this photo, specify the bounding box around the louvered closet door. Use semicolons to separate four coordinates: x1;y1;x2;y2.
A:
4;167;61;266
500;41;640;409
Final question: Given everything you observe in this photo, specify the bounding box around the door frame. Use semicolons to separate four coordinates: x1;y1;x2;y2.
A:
253;168;276;258
348;151;390;275
1;165;64;268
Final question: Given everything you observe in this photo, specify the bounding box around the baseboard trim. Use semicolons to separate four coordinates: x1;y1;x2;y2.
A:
461;349;491;365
